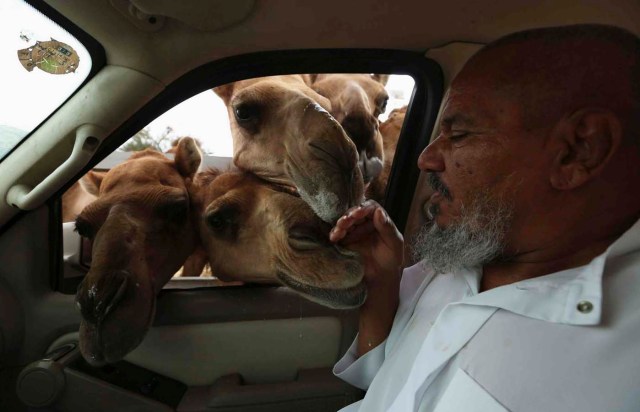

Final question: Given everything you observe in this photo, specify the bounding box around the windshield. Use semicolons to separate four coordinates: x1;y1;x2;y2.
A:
0;0;93;160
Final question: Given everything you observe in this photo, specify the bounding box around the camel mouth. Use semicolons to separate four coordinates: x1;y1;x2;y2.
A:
79;301;155;366
79;320;108;367
276;271;367;309
78;283;157;367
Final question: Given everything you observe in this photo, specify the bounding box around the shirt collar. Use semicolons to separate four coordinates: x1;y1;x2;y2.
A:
457;217;640;326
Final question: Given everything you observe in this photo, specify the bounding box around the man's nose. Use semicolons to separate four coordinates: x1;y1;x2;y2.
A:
417;136;445;173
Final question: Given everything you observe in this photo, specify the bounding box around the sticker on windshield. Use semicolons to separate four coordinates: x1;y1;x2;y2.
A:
17;38;79;75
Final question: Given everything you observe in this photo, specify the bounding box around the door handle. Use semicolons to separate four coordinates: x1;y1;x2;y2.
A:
6;124;105;210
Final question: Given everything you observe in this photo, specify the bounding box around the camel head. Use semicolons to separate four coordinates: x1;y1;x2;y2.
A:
194;169;366;309
74;138;202;366
214;75;364;223
310;74;389;187
380;105;406;161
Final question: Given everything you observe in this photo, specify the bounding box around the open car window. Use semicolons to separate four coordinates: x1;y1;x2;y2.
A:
0;0;93;161
59;73;415;292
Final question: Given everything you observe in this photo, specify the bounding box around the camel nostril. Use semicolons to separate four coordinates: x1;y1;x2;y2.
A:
102;271;129;318
308;140;350;171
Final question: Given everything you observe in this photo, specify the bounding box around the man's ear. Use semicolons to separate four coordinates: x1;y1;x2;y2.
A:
79;171;106;196
549;108;622;190
174;137;203;179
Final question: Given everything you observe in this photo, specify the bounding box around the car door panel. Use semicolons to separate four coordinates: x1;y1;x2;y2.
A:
42;283;361;410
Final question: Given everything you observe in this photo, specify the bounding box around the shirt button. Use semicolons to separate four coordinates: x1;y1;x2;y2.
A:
577;300;594;313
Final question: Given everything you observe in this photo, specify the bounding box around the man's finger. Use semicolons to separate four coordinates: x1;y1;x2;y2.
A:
372;207;404;250
331;203;378;235
342;221;376;245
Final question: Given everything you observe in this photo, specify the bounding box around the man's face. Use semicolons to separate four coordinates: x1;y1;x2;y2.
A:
415;64;551;269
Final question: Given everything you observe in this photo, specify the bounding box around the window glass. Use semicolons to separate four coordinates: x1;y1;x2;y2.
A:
60;73;414;291
0;0;93;160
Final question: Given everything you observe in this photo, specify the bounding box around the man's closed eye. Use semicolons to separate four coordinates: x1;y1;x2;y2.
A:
449;132;469;142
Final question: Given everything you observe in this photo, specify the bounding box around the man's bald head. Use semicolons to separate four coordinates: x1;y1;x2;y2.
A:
417;24;640;281
458;24;640;144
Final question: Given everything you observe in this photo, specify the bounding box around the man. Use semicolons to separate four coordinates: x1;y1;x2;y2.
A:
330;24;640;411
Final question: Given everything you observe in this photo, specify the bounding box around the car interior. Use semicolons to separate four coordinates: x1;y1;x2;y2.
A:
1;1;638;411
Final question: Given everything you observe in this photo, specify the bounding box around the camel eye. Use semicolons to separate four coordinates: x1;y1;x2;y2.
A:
233;103;260;122
378;97;388;114
207;214;225;230
288;225;326;251
74;217;93;238
205;205;238;236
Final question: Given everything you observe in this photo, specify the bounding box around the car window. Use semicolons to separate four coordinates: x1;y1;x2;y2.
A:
0;0;93;161
59;73;415;291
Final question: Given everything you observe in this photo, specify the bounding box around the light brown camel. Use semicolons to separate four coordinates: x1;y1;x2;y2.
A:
194;169;365;309
213;75;364;223
63;146;209;277
63;135;198;223
309;74;390;201
368;105;407;201
380;105;406;152
74;137;202;366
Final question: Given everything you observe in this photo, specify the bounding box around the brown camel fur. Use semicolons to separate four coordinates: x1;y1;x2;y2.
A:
368;105;406;202
74;137;202;366
194;168;365;309
64;151;209;278
61;179;99;223
213;75;364;223
310;74;390;201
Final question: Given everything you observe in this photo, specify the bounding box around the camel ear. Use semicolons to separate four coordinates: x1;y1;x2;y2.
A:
174;137;202;178
79;170;106;196
372;74;389;86
212;83;235;105
309;74;330;85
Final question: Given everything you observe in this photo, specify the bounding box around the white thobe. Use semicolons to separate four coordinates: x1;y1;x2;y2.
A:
335;218;640;411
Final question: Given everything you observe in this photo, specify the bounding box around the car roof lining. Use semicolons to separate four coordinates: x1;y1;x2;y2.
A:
44;0;640;85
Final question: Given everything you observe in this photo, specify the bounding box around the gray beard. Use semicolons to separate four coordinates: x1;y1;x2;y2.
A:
412;192;513;274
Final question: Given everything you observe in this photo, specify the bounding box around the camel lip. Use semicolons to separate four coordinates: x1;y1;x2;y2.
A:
78;293;157;367
79;320;108;367
276;271;367;309
334;243;359;258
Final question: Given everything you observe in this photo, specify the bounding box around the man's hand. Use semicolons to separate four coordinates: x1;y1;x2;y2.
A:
330;200;404;356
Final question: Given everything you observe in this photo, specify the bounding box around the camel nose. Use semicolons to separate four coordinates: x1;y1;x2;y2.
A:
300;102;358;172
76;270;129;325
341;113;378;153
